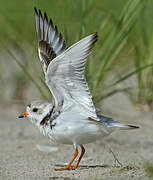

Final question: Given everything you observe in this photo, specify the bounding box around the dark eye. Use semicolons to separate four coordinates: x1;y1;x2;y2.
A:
32;108;38;112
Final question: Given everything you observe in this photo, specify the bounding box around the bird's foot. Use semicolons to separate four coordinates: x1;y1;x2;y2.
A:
55;167;70;171
55;166;77;171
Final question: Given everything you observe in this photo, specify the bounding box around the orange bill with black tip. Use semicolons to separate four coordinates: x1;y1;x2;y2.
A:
18;112;28;118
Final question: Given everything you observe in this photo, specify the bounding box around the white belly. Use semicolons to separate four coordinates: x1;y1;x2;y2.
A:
39;108;109;145
47;118;108;145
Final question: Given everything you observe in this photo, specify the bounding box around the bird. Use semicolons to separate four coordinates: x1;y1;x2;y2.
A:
18;8;139;171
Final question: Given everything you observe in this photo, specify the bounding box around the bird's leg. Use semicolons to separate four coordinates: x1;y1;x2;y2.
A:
70;145;85;170
55;148;78;171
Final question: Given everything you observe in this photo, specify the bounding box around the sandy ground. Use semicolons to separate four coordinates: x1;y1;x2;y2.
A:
0;104;153;180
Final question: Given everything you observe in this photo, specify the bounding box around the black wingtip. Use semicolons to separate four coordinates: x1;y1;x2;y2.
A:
34;7;38;15
128;125;140;129
91;32;98;44
89;32;98;48
44;12;48;22
93;32;98;38
38;9;43;18
49;19;53;27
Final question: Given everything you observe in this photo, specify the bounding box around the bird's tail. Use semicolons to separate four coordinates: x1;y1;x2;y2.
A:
98;115;139;130
107;122;139;130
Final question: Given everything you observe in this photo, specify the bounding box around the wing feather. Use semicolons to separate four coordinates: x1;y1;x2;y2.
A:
46;33;99;120
34;8;99;120
34;8;66;73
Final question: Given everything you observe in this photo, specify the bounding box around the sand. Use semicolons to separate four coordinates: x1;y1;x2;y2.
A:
0;105;152;180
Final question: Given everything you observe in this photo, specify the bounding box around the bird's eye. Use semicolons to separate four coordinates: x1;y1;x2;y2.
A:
32;108;38;112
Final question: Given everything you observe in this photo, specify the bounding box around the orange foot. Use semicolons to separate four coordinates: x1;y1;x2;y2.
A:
55;145;85;171
55;167;76;171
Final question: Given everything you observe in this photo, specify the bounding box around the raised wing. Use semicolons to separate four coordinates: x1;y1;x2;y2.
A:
34;8;66;73
46;33;99;120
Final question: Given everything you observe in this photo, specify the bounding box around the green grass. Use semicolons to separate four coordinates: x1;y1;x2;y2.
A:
145;163;153;178
131;2;153;107
0;0;153;108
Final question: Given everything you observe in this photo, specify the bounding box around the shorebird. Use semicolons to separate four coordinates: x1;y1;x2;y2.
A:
18;8;139;171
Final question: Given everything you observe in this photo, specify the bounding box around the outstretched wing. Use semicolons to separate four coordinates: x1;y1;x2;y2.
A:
34;8;66;73
46;33;99;120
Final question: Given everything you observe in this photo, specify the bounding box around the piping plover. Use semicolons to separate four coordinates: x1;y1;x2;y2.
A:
18;8;139;171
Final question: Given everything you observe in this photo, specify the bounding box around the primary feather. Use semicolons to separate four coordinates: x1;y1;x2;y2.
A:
34;8;66;73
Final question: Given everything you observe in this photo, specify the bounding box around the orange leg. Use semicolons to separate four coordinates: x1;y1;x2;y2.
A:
70;145;85;170
55;148;79;171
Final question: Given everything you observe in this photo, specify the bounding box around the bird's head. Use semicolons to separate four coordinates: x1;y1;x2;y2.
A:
18;101;54;126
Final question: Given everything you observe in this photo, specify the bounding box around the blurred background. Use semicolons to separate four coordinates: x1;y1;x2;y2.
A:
0;0;153;112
